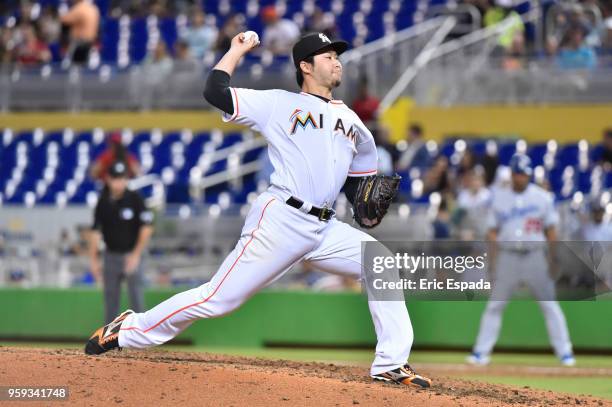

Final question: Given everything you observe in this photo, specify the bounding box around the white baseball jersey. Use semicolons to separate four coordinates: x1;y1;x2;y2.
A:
118;87;414;377
487;184;558;241
222;89;378;207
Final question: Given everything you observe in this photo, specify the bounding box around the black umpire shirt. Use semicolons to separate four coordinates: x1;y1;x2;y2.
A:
92;187;154;253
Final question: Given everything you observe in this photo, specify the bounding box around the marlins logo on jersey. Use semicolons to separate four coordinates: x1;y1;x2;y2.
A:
289;109;322;134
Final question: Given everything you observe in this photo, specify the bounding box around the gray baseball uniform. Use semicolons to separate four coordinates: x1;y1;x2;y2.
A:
472;183;573;359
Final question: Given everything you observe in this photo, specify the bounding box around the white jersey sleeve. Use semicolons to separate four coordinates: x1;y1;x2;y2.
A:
222;87;280;132
348;121;378;177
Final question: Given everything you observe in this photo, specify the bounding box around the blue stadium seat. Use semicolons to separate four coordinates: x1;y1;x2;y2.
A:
557;144;579;167
218;132;243;149
577;170;592;193
527;143;547;167
498;142;517;165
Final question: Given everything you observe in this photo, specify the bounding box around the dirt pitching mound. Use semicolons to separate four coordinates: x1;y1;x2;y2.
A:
1;347;609;406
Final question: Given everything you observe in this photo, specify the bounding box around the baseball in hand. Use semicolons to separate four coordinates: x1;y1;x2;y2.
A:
242;31;260;45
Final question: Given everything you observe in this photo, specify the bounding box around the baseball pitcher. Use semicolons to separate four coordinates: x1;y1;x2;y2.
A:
85;32;431;388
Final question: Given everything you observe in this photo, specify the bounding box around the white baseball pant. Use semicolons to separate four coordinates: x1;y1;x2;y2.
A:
118;191;413;375
473;250;573;358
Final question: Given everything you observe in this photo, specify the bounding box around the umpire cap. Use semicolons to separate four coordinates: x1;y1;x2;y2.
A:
292;32;348;67
509;153;533;176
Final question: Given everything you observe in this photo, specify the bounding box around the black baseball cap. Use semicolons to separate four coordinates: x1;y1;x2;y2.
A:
108;161;128;178
292;32;348;67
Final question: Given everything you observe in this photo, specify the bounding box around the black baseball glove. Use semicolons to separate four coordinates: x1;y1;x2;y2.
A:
352;174;401;228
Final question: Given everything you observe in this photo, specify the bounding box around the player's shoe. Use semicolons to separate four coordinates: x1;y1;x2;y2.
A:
371;364;432;388
466;352;491;366
560;354;576;367
84;310;134;355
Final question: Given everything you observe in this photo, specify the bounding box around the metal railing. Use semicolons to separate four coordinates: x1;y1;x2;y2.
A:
425;3;482;37
379;16;457;111
128;173;166;210
189;136;267;202
336;16;450;103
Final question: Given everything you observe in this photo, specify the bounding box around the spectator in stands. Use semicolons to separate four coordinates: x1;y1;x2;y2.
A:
16;24;51;65
604;2;612;49
556;25;598;70
141;40;173;103
109;0;139;18
182;10;217;60
481;143;500;186
90;132;140;182
89;161;154;324
396;123;432;172
457;148;477;182
372;125;394;176
548;5;600;53
484;0;525;64
351;76;380;127
432;198;452;239
455;167;492;238
581;199;612;241
305;7;338;39
38;6;61;45
172;38;198;72
597;129;612;170
260;5;300;55
60;0;100;65
0;25;17;65
216;14;244;53
424;155;453;197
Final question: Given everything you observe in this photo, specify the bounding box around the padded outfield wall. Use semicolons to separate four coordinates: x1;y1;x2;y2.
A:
1;288;611;351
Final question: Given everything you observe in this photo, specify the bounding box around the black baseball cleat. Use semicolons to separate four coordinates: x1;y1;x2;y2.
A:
372;363;432;388
84;310;134;355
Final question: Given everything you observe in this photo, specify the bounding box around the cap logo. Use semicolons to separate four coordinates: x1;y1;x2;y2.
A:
319;33;331;43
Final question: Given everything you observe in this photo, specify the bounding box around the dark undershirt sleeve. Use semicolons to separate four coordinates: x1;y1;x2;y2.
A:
342;176;361;205
203;69;234;115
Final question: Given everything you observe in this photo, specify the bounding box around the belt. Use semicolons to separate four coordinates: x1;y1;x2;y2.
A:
286;197;335;221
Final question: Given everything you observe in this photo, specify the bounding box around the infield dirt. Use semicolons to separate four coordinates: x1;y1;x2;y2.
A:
1;347;609;406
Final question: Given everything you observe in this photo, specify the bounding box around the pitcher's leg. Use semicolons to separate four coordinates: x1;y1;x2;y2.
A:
305;221;412;375
118;196;312;349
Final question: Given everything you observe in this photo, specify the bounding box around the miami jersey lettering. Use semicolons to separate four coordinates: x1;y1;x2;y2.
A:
223;88;377;206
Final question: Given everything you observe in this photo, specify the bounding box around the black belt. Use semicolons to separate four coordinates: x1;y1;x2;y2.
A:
286;197;335;221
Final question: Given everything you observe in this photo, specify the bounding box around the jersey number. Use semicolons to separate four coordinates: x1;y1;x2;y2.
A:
524;218;542;233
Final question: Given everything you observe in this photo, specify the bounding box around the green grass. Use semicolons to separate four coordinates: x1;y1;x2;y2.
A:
3;342;611;399
467;375;612;400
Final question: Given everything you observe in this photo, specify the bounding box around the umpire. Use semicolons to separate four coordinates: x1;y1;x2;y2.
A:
89;161;154;324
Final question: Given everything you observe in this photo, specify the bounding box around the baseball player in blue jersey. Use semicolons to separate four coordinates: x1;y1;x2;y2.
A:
467;153;576;366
